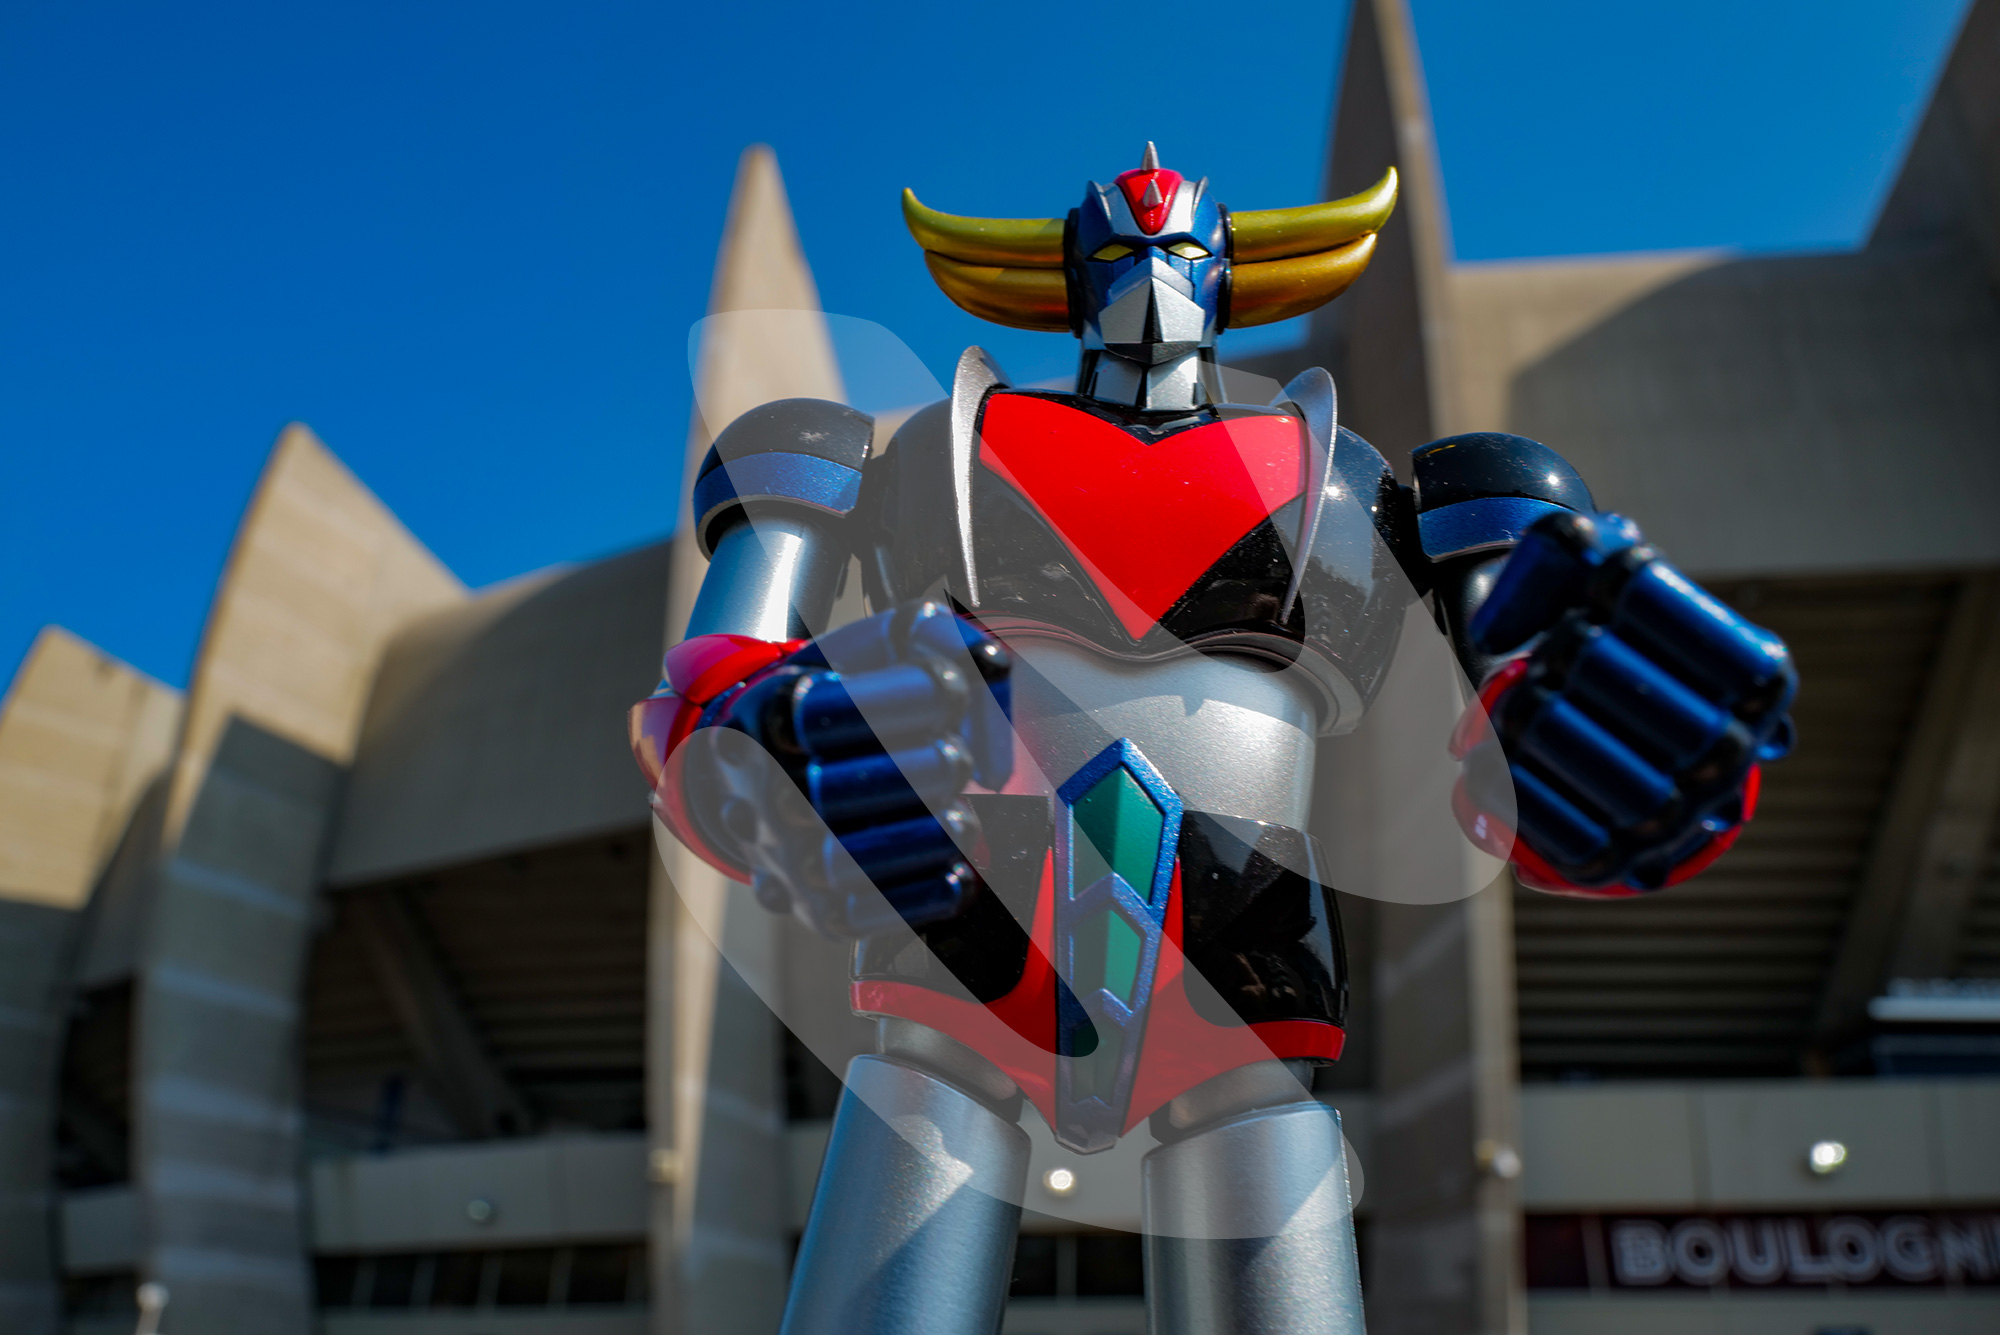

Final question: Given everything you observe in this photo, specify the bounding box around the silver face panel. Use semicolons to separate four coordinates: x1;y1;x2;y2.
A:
1143;1101;1364;1333
781;1055;1029;1335
1142;354;1205;410
684;514;845;643
1098;254;1207;362
1085;352;1146;406
1006;639;1320;829
1083;348;1209;411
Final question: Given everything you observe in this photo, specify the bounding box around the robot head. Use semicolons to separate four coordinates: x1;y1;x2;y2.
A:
904;146;1399;409
1070;143;1228;372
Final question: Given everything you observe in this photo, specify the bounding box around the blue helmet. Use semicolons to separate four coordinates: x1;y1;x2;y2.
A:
1071;145;1228;384
904;147;1398;408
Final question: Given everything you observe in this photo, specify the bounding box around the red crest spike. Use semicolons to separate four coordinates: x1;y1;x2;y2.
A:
1114;162;1184;235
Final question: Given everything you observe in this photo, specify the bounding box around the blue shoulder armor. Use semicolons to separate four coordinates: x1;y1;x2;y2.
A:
691;398;875;558
1411;431;1594;563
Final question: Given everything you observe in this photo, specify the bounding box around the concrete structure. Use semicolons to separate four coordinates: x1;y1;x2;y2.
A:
1238;3;2000;1330
1230;0;2000;1327
131;427;465;1335
3;1;1999;1332
655;145;845;1335
0;629;179;1335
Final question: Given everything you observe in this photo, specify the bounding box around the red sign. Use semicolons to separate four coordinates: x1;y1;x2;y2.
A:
1527;1211;2000;1292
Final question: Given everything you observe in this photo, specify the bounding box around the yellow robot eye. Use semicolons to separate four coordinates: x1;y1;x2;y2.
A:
1090;243;1133;262
1167;241;1211;259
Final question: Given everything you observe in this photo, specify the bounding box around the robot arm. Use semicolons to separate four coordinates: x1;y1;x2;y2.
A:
1412;433;1797;896
630;398;1012;938
683;396;875;644
631;397;872;877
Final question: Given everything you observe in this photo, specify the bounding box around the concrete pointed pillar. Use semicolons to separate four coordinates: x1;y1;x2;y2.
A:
1316;0;1463;462
134;426;462;1334
1317;5;1525;1333
649;144;843;1335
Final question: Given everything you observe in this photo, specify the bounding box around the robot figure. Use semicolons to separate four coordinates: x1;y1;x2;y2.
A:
631;145;1795;1334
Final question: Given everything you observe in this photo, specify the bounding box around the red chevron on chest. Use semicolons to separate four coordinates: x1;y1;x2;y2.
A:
976;394;1306;639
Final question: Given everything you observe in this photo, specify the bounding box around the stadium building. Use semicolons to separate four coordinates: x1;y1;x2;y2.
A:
3;1;1998;1332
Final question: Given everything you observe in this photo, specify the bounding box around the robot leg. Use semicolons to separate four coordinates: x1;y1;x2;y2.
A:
1142;1062;1364;1335
779;1021;1029;1335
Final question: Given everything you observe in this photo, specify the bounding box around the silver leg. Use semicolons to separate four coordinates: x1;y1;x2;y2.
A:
1142;1063;1364;1335
780;1044;1030;1335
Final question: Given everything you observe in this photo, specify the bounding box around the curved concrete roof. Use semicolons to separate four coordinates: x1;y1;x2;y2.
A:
326;539;672;886
1454;242;2000;577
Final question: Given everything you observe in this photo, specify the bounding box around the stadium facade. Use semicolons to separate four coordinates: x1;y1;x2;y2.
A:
3;1;1999;1332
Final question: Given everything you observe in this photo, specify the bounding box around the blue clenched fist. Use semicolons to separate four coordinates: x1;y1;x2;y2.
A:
684;602;1013;939
1462;511;1796;892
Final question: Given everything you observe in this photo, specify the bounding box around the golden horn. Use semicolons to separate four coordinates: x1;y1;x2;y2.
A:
1228;168;1398;264
922;253;1071;332
902;189;1065;268
1227;234;1378;327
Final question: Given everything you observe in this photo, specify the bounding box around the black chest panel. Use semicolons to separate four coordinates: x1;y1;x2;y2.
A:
856;389;1423;729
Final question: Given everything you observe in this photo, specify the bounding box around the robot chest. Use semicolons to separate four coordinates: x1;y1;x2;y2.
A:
971;394;1306;641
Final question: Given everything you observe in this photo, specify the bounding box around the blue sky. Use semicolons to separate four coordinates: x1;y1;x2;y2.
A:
0;0;1973;690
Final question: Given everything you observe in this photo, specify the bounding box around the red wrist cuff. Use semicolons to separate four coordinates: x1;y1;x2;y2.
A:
629;633;807;883
664;632;806;704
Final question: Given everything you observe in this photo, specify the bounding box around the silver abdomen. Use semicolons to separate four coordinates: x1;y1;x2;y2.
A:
1006;637;1320;829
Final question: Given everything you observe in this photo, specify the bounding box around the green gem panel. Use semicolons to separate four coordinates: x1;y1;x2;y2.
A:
1072;908;1143;1007
1071;767;1164;901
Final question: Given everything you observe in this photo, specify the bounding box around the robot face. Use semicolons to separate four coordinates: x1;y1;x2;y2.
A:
1072;156;1227;366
